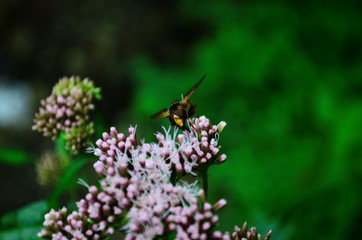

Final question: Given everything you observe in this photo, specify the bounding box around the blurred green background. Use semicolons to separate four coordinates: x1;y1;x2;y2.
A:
1;0;361;239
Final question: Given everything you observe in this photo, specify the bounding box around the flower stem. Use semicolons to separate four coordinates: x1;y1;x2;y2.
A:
200;170;208;198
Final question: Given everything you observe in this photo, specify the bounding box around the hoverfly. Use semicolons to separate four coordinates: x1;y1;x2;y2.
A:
151;74;206;129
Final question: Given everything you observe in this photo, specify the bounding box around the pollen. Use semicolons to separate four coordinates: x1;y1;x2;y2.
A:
173;115;184;127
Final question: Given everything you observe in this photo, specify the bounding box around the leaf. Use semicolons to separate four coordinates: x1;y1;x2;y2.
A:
0;226;43;240
0;201;46;231
0;149;31;165
0;201;44;240
55;133;70;167
47;156;89;209
93;87;102;100
55;134;68;158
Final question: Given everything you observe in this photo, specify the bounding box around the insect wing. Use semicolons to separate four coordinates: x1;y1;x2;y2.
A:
181;74;206;103
150;108;170;119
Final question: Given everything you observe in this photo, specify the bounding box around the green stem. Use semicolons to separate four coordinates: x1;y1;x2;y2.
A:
200;170;208;198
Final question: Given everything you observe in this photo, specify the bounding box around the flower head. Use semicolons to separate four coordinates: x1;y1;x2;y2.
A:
229;222;272;240
165;190;230;240
64;122;95;154
33;76;100;154
38;116;271;240
92;116;227;177
38;207;92;239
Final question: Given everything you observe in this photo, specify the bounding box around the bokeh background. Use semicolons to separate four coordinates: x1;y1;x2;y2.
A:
1;0;362;239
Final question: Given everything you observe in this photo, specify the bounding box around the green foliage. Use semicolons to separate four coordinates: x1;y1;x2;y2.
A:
93;87;102;100
128;1;362;239
0;149;31;165
48;156;90;209
0;227;43;240
55;133;70;166
0;201;45;240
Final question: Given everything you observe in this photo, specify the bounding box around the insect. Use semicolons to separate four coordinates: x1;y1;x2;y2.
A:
151;74;206;129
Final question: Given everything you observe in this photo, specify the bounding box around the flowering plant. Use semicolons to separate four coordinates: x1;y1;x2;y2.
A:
34;77;272;240
33;76;101;155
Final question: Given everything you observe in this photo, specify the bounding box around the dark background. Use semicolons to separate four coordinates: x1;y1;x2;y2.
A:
1;0;362;239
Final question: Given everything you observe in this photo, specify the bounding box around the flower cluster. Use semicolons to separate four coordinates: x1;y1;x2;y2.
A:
93;116;227;178
64;122;95;154
166;190;229;240
94;120;229;239
229;222;272;240
38;116;272;240
33;76;101;154
38;184;125;239
38;207;94;239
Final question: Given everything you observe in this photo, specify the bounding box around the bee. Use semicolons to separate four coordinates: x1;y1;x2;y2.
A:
151;74;206;129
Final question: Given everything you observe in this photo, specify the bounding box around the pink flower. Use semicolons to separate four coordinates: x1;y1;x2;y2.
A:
92;116;227;178
38;116;271;240
33;76;100;154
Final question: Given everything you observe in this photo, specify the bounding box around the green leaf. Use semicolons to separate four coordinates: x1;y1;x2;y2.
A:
0;226;43;240
48;156;89;209
0;201;44;239
55;133;70;166
93;87;102;100
0;201;46;230
0;149;31;165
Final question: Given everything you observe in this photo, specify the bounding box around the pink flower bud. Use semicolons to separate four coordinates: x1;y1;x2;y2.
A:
216;154;227;164
213;199;227;211
93;161;105;174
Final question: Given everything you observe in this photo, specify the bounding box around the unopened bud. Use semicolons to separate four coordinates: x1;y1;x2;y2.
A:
217;121;227;134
